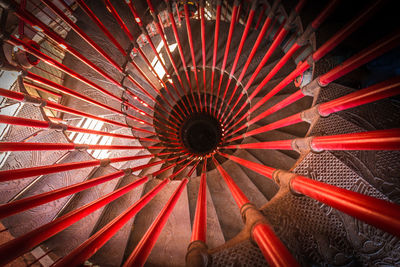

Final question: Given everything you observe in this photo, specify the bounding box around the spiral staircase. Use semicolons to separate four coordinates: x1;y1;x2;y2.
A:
0;0;399;266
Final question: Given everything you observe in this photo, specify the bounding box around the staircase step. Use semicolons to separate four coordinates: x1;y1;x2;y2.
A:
44;165;122;257
124;179;191;267
247;126;300;160
0;130;70;204
1;150;94;239
187;176;225;249
221;152;268;208
205;168;244;241
89;174;146;267
234;150;279;201
242;136;296;170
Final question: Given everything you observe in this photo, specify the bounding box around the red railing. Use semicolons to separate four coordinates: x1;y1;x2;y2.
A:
219;152;400;238
212;157;300;266
0;0;398;266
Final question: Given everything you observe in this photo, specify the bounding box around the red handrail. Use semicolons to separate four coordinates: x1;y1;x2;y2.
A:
228;76;400;142
290;175;400;237
218;153;400;238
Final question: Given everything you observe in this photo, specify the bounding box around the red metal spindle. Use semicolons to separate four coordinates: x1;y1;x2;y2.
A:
103;0;133;40
184;3;200;112
52;178;170;267
64;0;181;123
209;1;222;114
170;158;196;180
217;1;257;119
102;0;185;118
220;0;280;118
290;175;400;237
151;157;189;177
164;2;195;114
254;4;267;30
123;178;189;267
40;0;122;72
12;38;162;128
0;114;160;143
219;152;400;238
0;170;126;219
218;152;275;179
127;2;168;76
24;71;179;136
252;223;300;267
212;157;249;208
214;2;239;117
230;90;304;135
319;30;400;86
224;139;293;150
226;15;292;117
311;129;400;151
228;113;303;142
76;0;126;55
127;2;186;115
0;176;149;266
213;156;299;265
228;75;400;142
225;0;382;128
225;129;400;151
318;76;400;116
175;2;181;23
191;158;208;243
200;0;207;112
147;0;188;104
0;142;165;152
0;153;177;182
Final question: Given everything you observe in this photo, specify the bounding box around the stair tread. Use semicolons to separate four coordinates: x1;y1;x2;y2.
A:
233;149;279;201
187;176;225;249
205;168;244;241
1;150;94;239
89;174;146;267
124;179;191;267
242;136;296;170
221;154;268;208
44;165;122;257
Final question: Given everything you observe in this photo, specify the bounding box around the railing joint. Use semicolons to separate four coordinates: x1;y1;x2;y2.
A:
23;94;46;107
301;76;323;97
123;168;133;176
100;158;111;167
272;169;302;196
300;104;320;124
75;144;89;151
185;240;209;267
48;121;67;132
296;24;316;46
291;136;316;154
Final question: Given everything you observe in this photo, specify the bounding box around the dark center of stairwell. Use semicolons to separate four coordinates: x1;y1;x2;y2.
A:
180;112;222;155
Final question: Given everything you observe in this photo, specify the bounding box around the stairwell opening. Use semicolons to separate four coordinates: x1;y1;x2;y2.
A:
180;112;222;155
